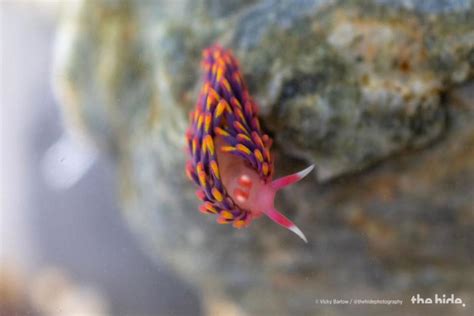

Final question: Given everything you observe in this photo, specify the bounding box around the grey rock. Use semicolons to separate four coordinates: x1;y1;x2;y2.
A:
54;0;474;315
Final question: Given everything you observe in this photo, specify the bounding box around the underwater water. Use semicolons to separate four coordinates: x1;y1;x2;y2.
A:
1;1;473;316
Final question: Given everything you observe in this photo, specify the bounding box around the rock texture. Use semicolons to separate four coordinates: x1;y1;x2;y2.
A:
54;0;474;315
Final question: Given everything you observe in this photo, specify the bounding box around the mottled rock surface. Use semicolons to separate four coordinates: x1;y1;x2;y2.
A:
54;0;474;315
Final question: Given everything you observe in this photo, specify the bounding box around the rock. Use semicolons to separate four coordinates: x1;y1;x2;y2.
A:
54;0;474;315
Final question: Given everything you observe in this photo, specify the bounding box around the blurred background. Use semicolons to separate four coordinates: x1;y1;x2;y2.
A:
1;1;474;316
1;2;201;315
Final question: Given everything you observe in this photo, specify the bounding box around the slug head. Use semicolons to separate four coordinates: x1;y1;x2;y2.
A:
216;136;313;242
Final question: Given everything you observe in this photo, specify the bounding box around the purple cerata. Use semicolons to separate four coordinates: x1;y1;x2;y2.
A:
185;44;314;242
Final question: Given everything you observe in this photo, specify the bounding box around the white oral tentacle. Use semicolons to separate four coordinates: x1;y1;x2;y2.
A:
296;164;315;180
289;225;308;243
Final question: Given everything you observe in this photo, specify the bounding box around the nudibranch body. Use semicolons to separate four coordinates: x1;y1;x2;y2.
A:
185;45;314;242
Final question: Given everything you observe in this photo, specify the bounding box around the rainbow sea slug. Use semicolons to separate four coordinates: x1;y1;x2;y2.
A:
185;45;314;242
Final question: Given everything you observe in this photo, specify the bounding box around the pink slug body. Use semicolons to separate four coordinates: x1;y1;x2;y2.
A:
185;45;314;242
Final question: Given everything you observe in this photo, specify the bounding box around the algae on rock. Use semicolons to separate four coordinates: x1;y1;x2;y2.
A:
54;0;474;315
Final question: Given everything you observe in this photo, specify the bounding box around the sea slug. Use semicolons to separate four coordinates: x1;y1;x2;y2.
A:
185;45;313;242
